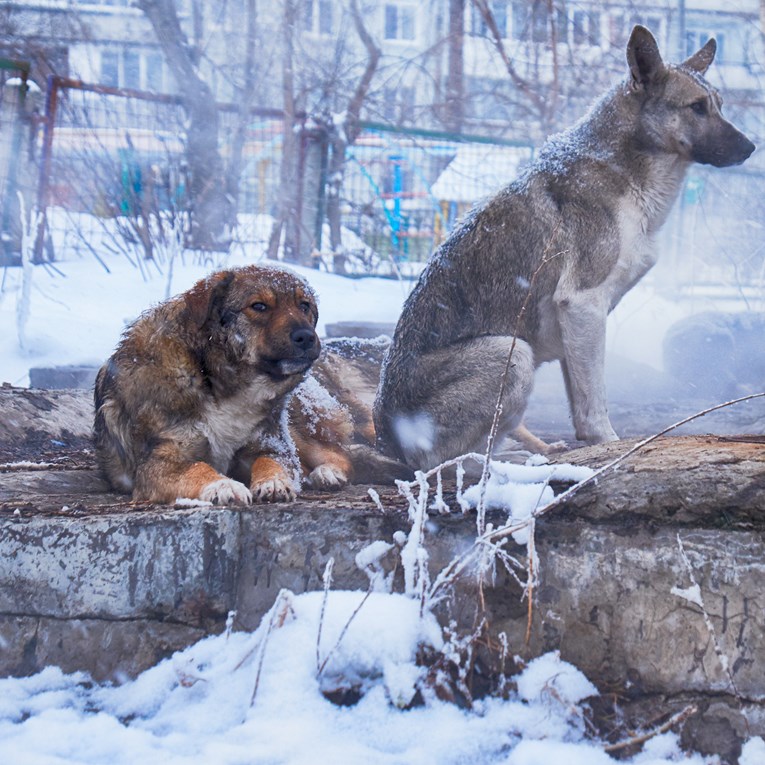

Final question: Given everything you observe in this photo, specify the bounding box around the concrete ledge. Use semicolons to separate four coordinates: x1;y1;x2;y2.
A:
324;321;395;338
1;437;764;758
28;366;99;391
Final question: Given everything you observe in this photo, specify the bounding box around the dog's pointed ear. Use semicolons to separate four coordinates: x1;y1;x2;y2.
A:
627;25;666;89
682;37;716;75
184;271;235;329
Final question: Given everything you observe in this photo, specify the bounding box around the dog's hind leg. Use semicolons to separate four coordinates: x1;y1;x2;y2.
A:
510;422;567;456
379;336;535;470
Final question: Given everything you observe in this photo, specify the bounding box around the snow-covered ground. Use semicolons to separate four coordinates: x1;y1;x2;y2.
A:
2;555;763;764
4;587;753;765
0;587;720;765
1;214;763;763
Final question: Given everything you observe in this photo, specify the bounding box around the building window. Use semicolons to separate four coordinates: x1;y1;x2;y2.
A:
554;7;567;42
573;10;600;46
123;50;140;90
512;1;566;44
384;3;416;41
383;85;415;124
145;52;164;92
101;51;119;87
302;0;333;35
471;2;508;38
99;48;166;92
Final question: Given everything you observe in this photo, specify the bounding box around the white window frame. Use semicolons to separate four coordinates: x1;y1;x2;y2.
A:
302;0;333;37
99;48;166;93
384;2;417;42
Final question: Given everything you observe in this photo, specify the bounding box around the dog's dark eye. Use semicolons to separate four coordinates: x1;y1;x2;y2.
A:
299;301;312;314
251;302;268;312
690;100;707;116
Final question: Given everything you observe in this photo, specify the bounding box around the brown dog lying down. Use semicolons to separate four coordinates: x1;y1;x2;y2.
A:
94;265;356;505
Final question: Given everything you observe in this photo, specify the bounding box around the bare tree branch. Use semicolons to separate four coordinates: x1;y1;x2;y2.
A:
470;0;546;116
137;0;233;250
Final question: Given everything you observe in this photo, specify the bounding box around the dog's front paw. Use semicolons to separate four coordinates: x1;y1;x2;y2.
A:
308;464;349;491
578;431;619;445
199;478;253;506
251;475;298;503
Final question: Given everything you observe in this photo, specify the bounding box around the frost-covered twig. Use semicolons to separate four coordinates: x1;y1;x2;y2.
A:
524;518;537;645
16;192;42;354
224;610;237;641
428;546;483;608
367;487;385;513
316;558;334;672
397;470;430;598
248;589;295;705
603;704;698;754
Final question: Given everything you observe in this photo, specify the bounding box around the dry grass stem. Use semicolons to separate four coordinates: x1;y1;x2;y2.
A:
249;589;295;705
603;704;698;754
475;247;566;536
316;558;335;672
318;587;373;677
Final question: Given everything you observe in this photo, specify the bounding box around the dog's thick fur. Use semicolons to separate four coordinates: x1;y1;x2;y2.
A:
374;26;755;470
94;265;352;504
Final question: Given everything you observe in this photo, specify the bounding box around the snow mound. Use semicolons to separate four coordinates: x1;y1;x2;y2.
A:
0;590;724;765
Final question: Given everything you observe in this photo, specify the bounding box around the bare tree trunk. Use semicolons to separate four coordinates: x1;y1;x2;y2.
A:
224;0;259;214
444;0;465;133
546;0;560;124
138;0;233;251
326;132;348;272
325;0;381;273
268;0;302;264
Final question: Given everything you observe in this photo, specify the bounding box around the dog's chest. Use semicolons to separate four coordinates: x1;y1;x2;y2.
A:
612;201;658;291
605;162;687;303
612;163;686;286
200;382;282;470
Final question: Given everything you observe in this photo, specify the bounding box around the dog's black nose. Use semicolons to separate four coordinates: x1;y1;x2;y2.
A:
291;327;316;350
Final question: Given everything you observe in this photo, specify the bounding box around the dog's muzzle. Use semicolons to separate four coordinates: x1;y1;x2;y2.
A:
263;327;320;377
274;358;315;376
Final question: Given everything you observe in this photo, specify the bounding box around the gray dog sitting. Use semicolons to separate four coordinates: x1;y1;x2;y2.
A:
374;25;754;470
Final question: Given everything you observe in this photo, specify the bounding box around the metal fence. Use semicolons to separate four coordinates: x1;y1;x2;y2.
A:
334;123;534;269
30;76;537;271
34;76;288;263
14;74;765;291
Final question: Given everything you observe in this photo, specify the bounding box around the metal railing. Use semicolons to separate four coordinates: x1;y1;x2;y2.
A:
22;74;765;292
